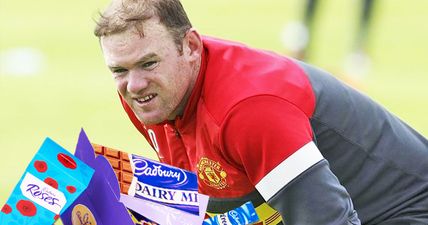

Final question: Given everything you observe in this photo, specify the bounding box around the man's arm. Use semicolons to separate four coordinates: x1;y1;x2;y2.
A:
267;159;360;224
221;96;360;224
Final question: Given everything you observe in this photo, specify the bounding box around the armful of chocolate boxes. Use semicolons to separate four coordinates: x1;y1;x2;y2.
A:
0;129;260;225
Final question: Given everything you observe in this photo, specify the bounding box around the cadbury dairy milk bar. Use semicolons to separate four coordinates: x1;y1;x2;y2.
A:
91;143;202;216
128;154;200;215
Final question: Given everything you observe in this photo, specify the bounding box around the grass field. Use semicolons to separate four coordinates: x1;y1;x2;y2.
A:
1;0;427;223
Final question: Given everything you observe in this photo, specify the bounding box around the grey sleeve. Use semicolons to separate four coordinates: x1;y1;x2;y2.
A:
267;160;361;225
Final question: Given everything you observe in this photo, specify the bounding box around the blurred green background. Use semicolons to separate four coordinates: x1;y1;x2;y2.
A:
0;0;427;223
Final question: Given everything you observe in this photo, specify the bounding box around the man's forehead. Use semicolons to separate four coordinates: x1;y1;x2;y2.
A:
101;29;141;46
100;18;176;67
101;33;142;66
101;18;169;45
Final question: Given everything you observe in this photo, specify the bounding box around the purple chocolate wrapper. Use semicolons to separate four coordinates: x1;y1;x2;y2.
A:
60;129;134;225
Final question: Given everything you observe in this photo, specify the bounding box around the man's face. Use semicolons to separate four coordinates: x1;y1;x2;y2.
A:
101;18;199;125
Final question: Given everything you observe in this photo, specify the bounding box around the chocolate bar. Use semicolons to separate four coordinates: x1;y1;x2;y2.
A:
203;202;260;225
121;193;209;225
92;143;207;217
127;154;200;215
92;143;133;194
61;129;135;225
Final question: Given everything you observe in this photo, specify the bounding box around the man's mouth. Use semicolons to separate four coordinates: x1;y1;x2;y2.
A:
135;94;157;104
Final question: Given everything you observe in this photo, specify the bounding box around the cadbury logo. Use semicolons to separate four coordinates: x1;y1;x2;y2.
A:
20;172;67;214
219;214;228;225
25;184;62;208
229;211;240;223
75;211;92;225
72;204;97;225
133;158;187;183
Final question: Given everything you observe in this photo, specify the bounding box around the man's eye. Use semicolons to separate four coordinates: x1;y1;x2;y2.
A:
112;68;128;74
142;61;158;70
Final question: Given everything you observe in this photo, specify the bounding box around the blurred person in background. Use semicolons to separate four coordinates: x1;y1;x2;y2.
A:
94;0;428;224
283;0;376;78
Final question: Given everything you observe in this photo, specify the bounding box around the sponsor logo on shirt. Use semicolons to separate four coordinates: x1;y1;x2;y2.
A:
197;157;228;189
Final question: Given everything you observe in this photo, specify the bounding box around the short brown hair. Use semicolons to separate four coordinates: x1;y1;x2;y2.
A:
94;0;192;48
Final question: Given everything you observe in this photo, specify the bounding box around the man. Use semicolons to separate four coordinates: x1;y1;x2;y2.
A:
95;0;428;224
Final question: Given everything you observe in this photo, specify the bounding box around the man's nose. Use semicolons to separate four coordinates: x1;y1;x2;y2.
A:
127;70;149;94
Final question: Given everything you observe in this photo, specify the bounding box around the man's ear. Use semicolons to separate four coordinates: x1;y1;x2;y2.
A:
183;28;202;61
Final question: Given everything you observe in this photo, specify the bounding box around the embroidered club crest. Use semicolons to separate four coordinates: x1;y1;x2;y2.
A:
197;157;227;189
